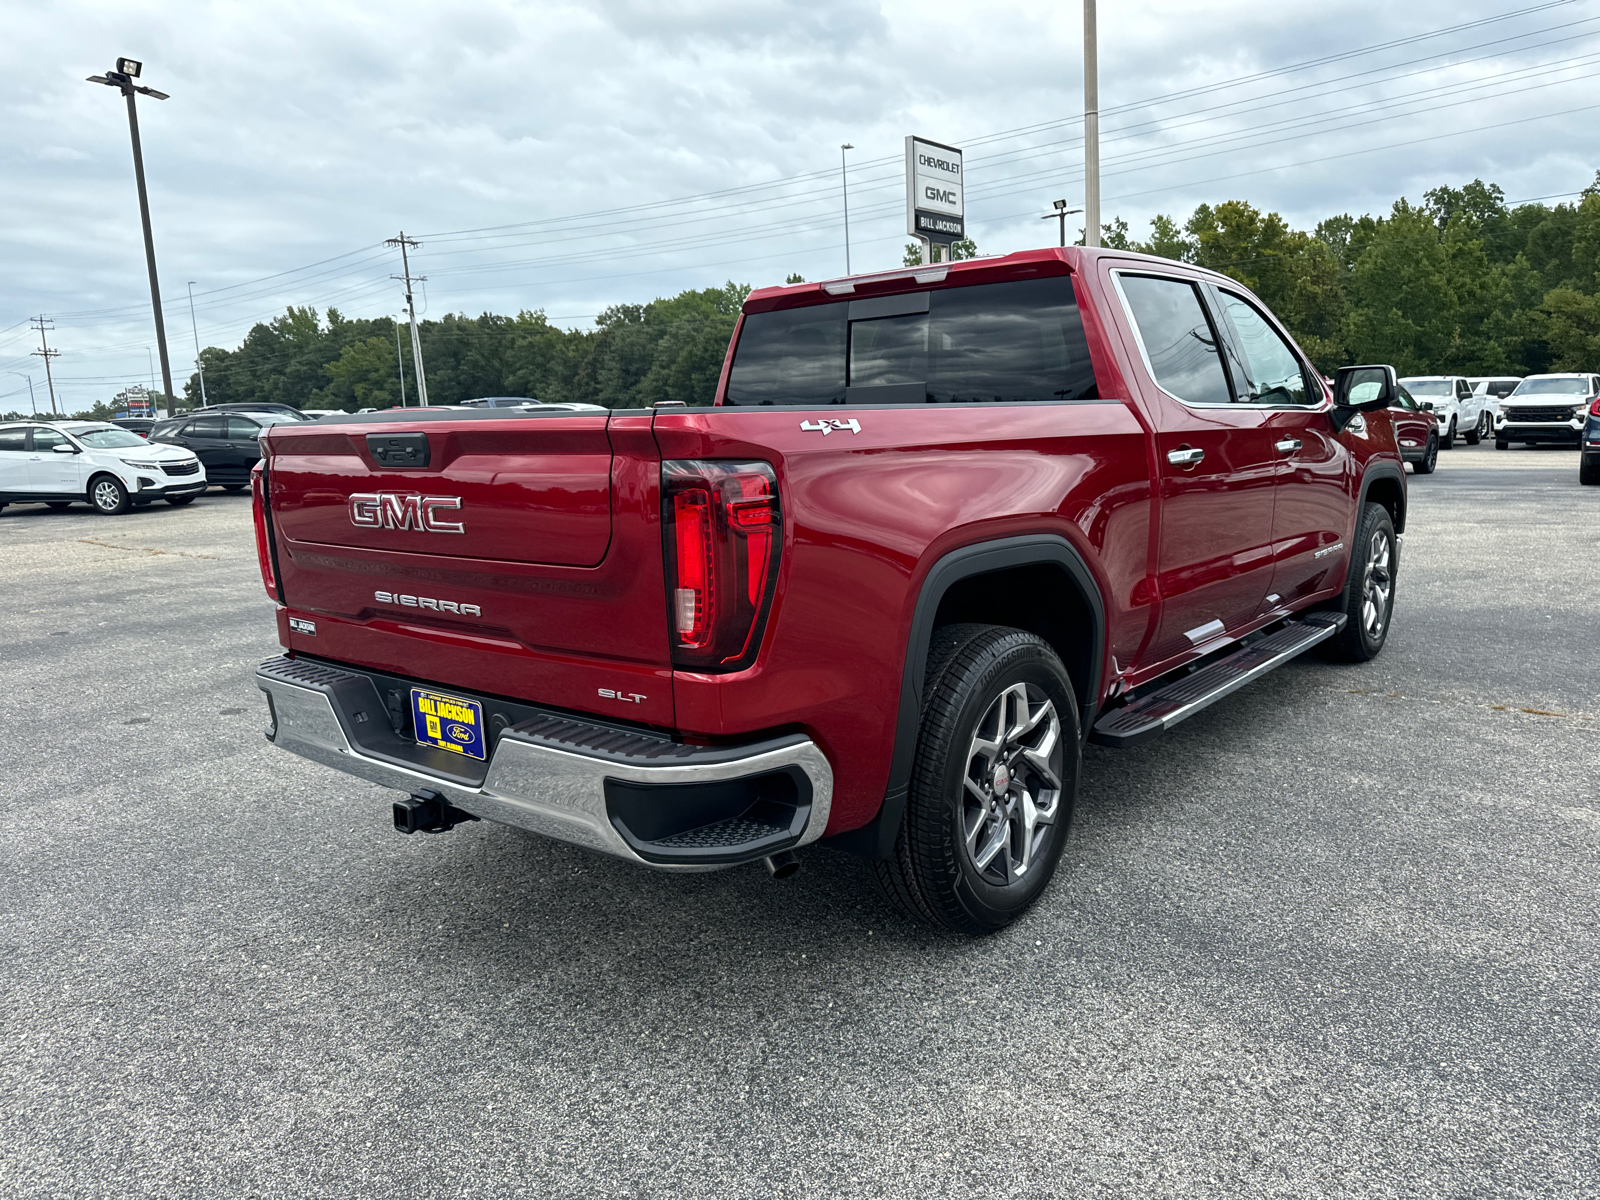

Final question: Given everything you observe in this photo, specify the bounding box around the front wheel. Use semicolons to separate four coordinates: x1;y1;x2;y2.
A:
166;494;197;506
872;624;1080;934
1413;433;1437;475
1495;438;1509;450
1440;418;1456;450
222;483;247;493
1322;503;1397;663
90;475;131;515
46;501;71;510
1581;452;1600;486
1464;413;1482;445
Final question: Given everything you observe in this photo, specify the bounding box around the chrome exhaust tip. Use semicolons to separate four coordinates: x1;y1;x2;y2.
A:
762;850;800;879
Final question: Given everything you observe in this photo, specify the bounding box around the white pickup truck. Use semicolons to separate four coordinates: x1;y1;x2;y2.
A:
1398;376;1492;448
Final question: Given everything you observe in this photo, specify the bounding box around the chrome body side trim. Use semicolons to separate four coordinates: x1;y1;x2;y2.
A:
257;670;834;872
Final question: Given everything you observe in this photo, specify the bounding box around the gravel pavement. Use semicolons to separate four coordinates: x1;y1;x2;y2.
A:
1;447;1597;1199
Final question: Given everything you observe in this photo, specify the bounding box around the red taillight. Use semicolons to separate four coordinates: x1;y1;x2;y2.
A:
1589;397;1600;416
662;460;781;672
250;462;278;601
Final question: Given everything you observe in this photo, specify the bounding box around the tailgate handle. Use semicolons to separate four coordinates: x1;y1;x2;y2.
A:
366;432;431;468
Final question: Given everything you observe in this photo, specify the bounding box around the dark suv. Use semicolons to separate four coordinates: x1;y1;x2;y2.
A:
151;411;302;490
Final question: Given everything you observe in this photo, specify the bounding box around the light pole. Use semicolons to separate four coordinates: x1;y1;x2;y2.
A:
86;57;177;416
840;143;854;275
1042;199;1083;248
187;281;208;406
9;373;37;416
1083;0;1101;248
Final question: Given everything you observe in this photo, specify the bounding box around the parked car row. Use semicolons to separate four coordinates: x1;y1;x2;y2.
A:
0;420;206;514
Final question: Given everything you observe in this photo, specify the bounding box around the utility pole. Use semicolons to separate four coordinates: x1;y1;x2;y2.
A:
1042;199;1083;248
1083;0;1101;248
387;232;428;407
30;317;60;415
840;143;854;275
394;321;407;407
86;59;176;416
187;281;207;406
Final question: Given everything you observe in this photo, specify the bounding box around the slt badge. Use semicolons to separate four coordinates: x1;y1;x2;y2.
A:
800;418;861;436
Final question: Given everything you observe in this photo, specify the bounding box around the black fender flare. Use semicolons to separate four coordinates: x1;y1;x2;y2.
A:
827;534;1106;859
1356;458;1407;533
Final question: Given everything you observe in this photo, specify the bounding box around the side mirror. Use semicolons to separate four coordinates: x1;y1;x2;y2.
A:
52;443;78;454
1331;364;1396;431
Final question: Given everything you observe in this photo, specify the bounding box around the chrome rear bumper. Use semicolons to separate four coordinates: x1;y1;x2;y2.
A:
255;655;833;871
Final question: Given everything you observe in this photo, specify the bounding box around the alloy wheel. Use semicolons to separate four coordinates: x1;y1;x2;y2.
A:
1360;527;1393;641
93;480;123;512
961;682;1063;885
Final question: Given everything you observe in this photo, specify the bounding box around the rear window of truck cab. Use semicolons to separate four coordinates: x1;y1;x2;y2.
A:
724;275;1099;405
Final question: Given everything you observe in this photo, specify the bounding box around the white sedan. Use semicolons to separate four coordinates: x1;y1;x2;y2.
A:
0;420;207;516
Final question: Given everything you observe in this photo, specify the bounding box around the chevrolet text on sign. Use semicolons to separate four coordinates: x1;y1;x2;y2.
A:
905;135;964;242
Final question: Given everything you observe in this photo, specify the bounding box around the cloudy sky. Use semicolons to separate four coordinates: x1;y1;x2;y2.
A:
1;0;1596;408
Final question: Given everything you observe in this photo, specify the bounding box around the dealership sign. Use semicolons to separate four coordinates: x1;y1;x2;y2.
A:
905;136;964;242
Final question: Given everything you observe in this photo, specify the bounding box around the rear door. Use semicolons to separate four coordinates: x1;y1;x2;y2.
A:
1112;270;1281;664
0;427;29;493
223;416;268;480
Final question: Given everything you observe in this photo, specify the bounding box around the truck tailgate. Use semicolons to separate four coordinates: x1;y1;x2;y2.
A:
263;411;673;727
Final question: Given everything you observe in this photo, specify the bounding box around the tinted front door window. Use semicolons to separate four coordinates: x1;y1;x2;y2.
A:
1119;275;1233;406
1218;293;1311;406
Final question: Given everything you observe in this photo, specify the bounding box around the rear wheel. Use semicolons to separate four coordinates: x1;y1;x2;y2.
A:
1413;433;1437;475
89;475;130;515
872;624;1079;934
1581;452;1600;486
1322;503;1397;663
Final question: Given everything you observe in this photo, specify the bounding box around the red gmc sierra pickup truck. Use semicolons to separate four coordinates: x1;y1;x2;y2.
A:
252;246;1406;933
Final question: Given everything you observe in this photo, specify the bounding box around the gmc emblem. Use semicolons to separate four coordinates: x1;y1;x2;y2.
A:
349;492;464;534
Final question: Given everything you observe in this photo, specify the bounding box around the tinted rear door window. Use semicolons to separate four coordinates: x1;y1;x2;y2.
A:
724;276;1098;405
1119;275;1234;406
189;416;226;438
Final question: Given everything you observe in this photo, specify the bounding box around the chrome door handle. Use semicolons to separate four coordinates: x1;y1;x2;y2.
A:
1167;447;1204;466
1274;438;1302;453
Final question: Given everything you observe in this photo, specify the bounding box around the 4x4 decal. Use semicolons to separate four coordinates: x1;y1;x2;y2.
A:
800;418;861;435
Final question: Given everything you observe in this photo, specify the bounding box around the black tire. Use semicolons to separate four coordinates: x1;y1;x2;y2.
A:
1440;417;1456;450
89;474;131;515
871;624;1080;934
222;483;247;493
1464;414;1481;445
1412;433;1437;475
46;501;71;510
1581;452;1600;486
166;494;197;506
1495;438;1509;450
1322;503;1397;663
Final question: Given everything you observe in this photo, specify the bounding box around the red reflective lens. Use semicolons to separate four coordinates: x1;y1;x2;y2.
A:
1589;397;1600;416
662;461;781;672
250;462;278;601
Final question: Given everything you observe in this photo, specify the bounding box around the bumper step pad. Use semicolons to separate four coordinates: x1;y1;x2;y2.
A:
1090;614;1346;748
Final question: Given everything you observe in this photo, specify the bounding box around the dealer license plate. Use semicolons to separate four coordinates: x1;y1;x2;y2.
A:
410;688;487;761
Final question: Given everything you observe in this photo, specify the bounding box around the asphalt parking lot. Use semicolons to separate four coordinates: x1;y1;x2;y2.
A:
2;447;1597;1199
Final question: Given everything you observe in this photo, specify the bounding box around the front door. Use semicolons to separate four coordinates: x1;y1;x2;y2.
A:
26;426;86;494
180;415;231;478
1211;288;1356;608
1115;271;1281;666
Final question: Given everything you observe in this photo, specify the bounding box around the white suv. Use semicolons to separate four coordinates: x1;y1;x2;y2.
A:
1398;376;1492;447
0;420;207;516
1495;374;1599;449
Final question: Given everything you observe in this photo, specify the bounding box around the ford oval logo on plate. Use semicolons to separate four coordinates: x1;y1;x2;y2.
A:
409;688;487;760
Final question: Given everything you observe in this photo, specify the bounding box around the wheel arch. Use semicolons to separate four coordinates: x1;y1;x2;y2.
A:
827;534;1107;859
1358;461;1406;534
